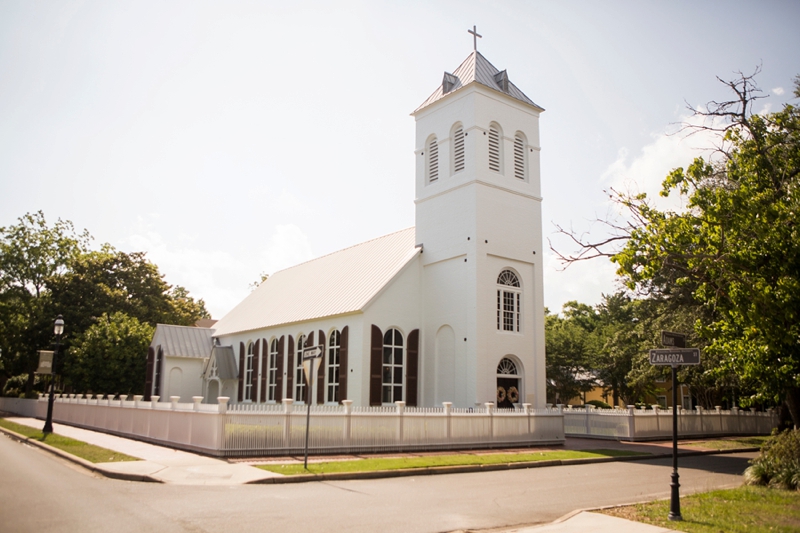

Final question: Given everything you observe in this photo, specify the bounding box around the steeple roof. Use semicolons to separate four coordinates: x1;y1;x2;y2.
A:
413;51;543;114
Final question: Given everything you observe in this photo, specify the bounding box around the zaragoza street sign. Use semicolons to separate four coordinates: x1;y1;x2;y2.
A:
649;348;701;365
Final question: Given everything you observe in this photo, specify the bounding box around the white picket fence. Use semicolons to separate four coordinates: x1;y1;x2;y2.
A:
0;395;565;457
563;405;778;441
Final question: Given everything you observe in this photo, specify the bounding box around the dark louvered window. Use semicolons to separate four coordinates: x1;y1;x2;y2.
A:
453;126;465;173
428;137;439;183
489;126;501;172
514;134;526;180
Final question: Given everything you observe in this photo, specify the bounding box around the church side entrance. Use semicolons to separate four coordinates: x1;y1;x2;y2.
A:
496;357;520;408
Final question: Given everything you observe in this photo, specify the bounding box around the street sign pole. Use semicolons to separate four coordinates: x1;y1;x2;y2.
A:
301;345;323;470
669;363;682;521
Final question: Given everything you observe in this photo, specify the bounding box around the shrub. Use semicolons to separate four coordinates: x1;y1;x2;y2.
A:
586;399;612;409
744;429;800;490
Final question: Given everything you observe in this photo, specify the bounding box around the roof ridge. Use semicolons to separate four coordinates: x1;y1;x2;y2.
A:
269;226;416;276
155;323;213;330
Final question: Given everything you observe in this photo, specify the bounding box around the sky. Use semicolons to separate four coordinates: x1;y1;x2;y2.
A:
1;0;798;319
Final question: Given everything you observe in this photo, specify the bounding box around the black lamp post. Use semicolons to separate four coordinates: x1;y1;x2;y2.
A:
42;314;64;434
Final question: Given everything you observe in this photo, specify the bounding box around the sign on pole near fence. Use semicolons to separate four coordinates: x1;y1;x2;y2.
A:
301;345;323;469
660;331;686;348
36;350;54;374
649;348;701;366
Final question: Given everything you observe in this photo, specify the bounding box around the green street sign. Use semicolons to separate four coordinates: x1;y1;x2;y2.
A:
649;348;700;365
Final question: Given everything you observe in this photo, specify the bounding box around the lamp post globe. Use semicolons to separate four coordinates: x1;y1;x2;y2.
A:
43;314;64;434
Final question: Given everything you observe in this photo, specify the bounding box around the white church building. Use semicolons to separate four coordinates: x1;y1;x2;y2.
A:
147;46;547;410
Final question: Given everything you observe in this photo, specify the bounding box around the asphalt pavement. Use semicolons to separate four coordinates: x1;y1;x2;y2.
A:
0;415;755;533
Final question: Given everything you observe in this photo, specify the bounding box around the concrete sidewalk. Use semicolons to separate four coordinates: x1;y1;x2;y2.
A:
3;417;280;485
2;416;750;532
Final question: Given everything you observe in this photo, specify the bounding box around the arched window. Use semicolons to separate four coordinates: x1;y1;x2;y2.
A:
497;270;521;332
451;123;465;174
488;122;503;173
268;338;279;401
514;132;527;180
327;330;341;402
382;329;404;404
294;334;305;402
496;357;521;408
426;136;439;183
244;341;254;401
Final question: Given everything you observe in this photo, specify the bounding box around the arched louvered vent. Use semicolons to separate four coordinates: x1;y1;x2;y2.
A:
453;127;465;173
489;126;500;172
514;134;526;180
428;137;439;182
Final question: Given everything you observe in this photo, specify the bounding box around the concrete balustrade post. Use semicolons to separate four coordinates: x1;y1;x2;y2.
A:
170;396;180;410
443;402;453;440
282;398;294;446
627;405;636;439
342;400;353;444
485;402;494;440
395;401;405;442
193;396;203;411
217;397;229;414
134;395;143;408
150;395;160;409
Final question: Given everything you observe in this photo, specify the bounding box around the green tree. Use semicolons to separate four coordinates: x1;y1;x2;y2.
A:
0;212;90;393
66;312;154;396
555;71;800;425
545;303;599;404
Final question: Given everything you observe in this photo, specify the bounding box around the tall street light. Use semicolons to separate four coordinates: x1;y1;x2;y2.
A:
42;314;64;434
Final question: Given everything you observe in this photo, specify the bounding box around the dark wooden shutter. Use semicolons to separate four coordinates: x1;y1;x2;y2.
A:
144;347;155;401
317;329;326;404
154;347;163;396
237;342;245;402
369;325;383;406
252;340;261;402
338;326;349;403
260;339;268;402
286;335;294;401
406;329;420;407
275;336;284;402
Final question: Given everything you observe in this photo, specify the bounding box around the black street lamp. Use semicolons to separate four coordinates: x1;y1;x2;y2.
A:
42;314;64;434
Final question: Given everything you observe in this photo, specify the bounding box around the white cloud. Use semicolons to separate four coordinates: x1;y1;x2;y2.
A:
772;87;785;95
258;224;314;276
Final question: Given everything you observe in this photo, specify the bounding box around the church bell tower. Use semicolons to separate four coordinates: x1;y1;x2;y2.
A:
412;38;547;409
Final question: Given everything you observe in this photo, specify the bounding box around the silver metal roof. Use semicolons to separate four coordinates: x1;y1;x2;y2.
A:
212;227;420;337
413;51;543;114
206;345;238;380
150;324;213;359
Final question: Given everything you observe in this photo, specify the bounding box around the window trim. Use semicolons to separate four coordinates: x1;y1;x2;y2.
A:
496;269;522;333
294;334;306;403
382;328;405;405
244;341;254;401
326;329;341;403
267;338;279;402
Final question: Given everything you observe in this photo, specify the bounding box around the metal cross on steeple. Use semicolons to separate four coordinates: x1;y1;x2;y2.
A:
468;25;482;51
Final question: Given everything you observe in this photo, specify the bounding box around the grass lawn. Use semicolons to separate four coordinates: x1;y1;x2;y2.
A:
0;418;140;464
601;485;800;533
683;436;769;450
258;448;646;475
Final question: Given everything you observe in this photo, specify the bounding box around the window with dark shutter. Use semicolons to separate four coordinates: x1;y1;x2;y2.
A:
369;325;383;406
338;326;349;403
382;328;404;404
316;330;326;405
268;338;279;401
294;334;305;402
244;342;254;401
406;330;419;407
327;329;341;403
237;342;245;402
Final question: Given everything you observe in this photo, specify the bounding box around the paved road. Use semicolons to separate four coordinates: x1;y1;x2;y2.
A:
0;433;753;533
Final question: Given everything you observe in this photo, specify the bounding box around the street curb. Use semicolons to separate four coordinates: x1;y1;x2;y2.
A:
246;447;760;484
0;425;162;483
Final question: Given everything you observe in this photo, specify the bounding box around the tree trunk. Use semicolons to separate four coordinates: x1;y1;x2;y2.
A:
785;386;800;430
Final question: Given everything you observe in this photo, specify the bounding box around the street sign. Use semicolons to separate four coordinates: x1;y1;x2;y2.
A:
302;346;322;360
661;331;686;348
36;350;54;374
649;348;700;366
